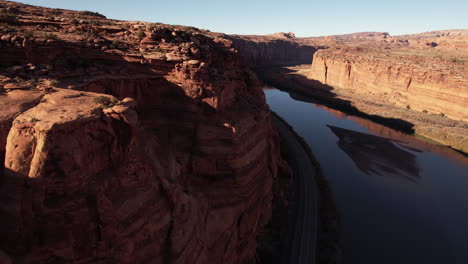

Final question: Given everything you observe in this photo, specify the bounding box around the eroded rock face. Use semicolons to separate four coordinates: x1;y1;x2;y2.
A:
309;48;468;121
0;90;43;182
0;1;290;263
226;35;317;66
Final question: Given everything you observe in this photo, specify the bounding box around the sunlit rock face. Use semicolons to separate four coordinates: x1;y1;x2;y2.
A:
310;48;468;121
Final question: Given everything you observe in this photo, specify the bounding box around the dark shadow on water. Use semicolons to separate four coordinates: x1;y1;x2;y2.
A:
327;125;421;183
257;66;416;134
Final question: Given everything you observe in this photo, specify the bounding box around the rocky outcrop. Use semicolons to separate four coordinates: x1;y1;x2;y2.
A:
0;1;290;263
0;90;43;186
269;32;296;39
309;48;468;121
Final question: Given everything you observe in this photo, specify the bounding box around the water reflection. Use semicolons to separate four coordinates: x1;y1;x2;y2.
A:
328;125;421;183
264;87;468;264
316;103;468;165
281;88;468;165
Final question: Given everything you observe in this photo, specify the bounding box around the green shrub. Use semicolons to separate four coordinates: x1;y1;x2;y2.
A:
24;30;33;38
110;39;122;49
136;29;146;41
44;25;57;32
90;20;103;26
63;92;85;99
14;76;23;82
81;11;106;19
44;32;58;40
84;29;99;38
49;9;63;16
50;80;59;87
93;96;117;108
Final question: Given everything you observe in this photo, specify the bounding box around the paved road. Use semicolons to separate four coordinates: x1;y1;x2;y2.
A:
273;115;318;264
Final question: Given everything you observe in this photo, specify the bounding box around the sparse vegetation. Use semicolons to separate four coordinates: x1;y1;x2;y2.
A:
24;29;33;38
63;92;86;99
136;29;146;41
84;29;100;38
49;9;63;16
110;39;122;49
80;11;106;19
44;32;58;40
406;104;411;110
44;25;58;32
0;10;18;24
422;109;428;113
90;19;103;26
440;112;445;117
93;96;118;108
0;10;7;19
71;19;79;26
29;117;40;122
50;80;59;87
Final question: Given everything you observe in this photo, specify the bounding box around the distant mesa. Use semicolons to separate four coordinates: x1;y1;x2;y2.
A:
269;32;296;39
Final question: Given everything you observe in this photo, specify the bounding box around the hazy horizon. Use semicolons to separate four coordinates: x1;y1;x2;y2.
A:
12;0;468;37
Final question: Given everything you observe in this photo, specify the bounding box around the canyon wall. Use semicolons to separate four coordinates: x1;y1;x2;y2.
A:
0;1;290;263
309;49;468;121
226;35;317;66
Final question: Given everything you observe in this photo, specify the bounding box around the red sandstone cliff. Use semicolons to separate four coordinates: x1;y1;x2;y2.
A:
309;47;468;121
0;1;290;263
224;34;317;66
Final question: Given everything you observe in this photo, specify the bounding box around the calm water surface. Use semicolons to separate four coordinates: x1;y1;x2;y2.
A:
264;88;468;264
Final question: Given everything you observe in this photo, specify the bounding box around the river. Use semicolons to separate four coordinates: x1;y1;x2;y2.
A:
264;88;468;264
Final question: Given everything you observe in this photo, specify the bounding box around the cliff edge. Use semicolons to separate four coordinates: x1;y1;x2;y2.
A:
0;1;290;263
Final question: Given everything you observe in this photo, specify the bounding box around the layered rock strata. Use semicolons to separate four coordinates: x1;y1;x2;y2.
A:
309;48;468;121
226;35;317;66
0;1;289;263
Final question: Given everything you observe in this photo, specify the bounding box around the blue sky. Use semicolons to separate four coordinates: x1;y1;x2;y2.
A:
14;0;468;37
